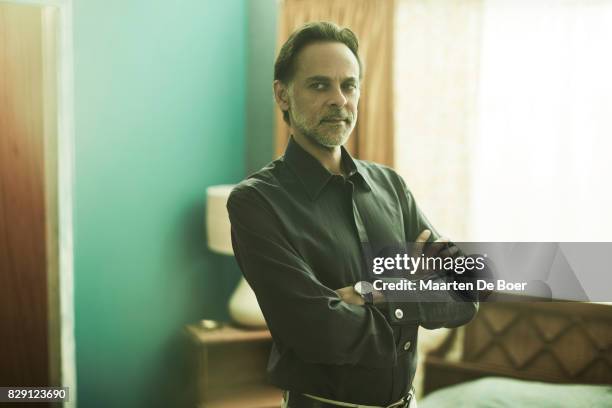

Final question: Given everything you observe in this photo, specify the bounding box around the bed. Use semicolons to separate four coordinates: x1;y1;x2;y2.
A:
419;297;612;407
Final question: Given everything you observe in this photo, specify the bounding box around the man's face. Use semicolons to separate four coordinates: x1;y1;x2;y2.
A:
280;42;360;148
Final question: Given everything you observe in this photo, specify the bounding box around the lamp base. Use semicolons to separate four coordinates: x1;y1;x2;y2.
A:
229;277;267;328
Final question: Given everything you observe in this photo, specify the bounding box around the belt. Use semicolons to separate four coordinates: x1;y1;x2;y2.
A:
283;388;414;408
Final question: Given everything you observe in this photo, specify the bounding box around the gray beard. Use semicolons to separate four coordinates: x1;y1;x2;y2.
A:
290;110;354;148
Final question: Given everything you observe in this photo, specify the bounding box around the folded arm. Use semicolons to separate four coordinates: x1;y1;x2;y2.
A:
227;186;401;368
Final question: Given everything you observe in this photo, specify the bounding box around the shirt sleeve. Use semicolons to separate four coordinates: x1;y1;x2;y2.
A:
227;185;400;368
374;173;479;329
375;275;479;329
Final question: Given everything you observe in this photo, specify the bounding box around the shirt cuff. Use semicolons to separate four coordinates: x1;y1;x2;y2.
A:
373;278;421;325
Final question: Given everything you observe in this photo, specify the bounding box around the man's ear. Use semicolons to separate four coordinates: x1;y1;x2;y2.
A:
273;80;290;112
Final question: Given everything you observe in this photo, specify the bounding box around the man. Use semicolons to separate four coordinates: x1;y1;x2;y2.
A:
227;22;478;408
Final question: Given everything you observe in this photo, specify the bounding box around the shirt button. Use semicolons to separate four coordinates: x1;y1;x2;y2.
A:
394;308;404;319
403;341;411;351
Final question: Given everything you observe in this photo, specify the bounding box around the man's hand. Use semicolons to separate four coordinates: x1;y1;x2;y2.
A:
335;286;365;305
411;229;460;279
335;285;386;307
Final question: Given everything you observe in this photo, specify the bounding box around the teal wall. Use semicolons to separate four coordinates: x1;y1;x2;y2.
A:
73;1;246;407
246;0;278;173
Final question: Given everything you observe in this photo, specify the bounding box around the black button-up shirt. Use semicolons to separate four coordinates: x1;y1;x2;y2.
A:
227;136;477;406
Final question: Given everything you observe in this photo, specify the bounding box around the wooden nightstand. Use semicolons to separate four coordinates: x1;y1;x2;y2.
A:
184;323;282;408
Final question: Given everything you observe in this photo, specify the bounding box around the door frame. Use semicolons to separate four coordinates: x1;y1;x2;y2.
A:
0;1;76;406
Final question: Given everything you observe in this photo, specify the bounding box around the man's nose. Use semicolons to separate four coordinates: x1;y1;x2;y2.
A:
328;85;348;107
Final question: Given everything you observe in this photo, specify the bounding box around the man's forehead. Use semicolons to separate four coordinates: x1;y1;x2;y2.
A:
293;41;360;80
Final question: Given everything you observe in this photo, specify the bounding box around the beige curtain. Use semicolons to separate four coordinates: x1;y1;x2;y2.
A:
275;0;395;166
394;0;483;241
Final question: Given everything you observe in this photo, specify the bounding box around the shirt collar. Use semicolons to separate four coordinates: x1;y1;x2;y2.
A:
283;136;373;200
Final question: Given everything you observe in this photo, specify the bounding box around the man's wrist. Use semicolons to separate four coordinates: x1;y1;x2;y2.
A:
372;290;387;311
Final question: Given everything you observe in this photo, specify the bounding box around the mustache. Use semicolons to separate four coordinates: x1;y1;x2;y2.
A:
320;110;353;122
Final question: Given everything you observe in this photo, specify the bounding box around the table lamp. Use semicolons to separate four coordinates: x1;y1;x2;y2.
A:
206;185;267;328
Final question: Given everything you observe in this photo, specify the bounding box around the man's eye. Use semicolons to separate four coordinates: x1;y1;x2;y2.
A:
344;84;358;91
311;83;326;90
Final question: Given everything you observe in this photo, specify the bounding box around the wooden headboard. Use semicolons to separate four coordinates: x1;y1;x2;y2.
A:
423;299;612;395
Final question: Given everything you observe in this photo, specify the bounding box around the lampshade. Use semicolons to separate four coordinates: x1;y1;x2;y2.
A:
206;184;235;255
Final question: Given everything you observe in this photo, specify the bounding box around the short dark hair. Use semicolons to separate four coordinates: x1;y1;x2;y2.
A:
274;21;363;124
